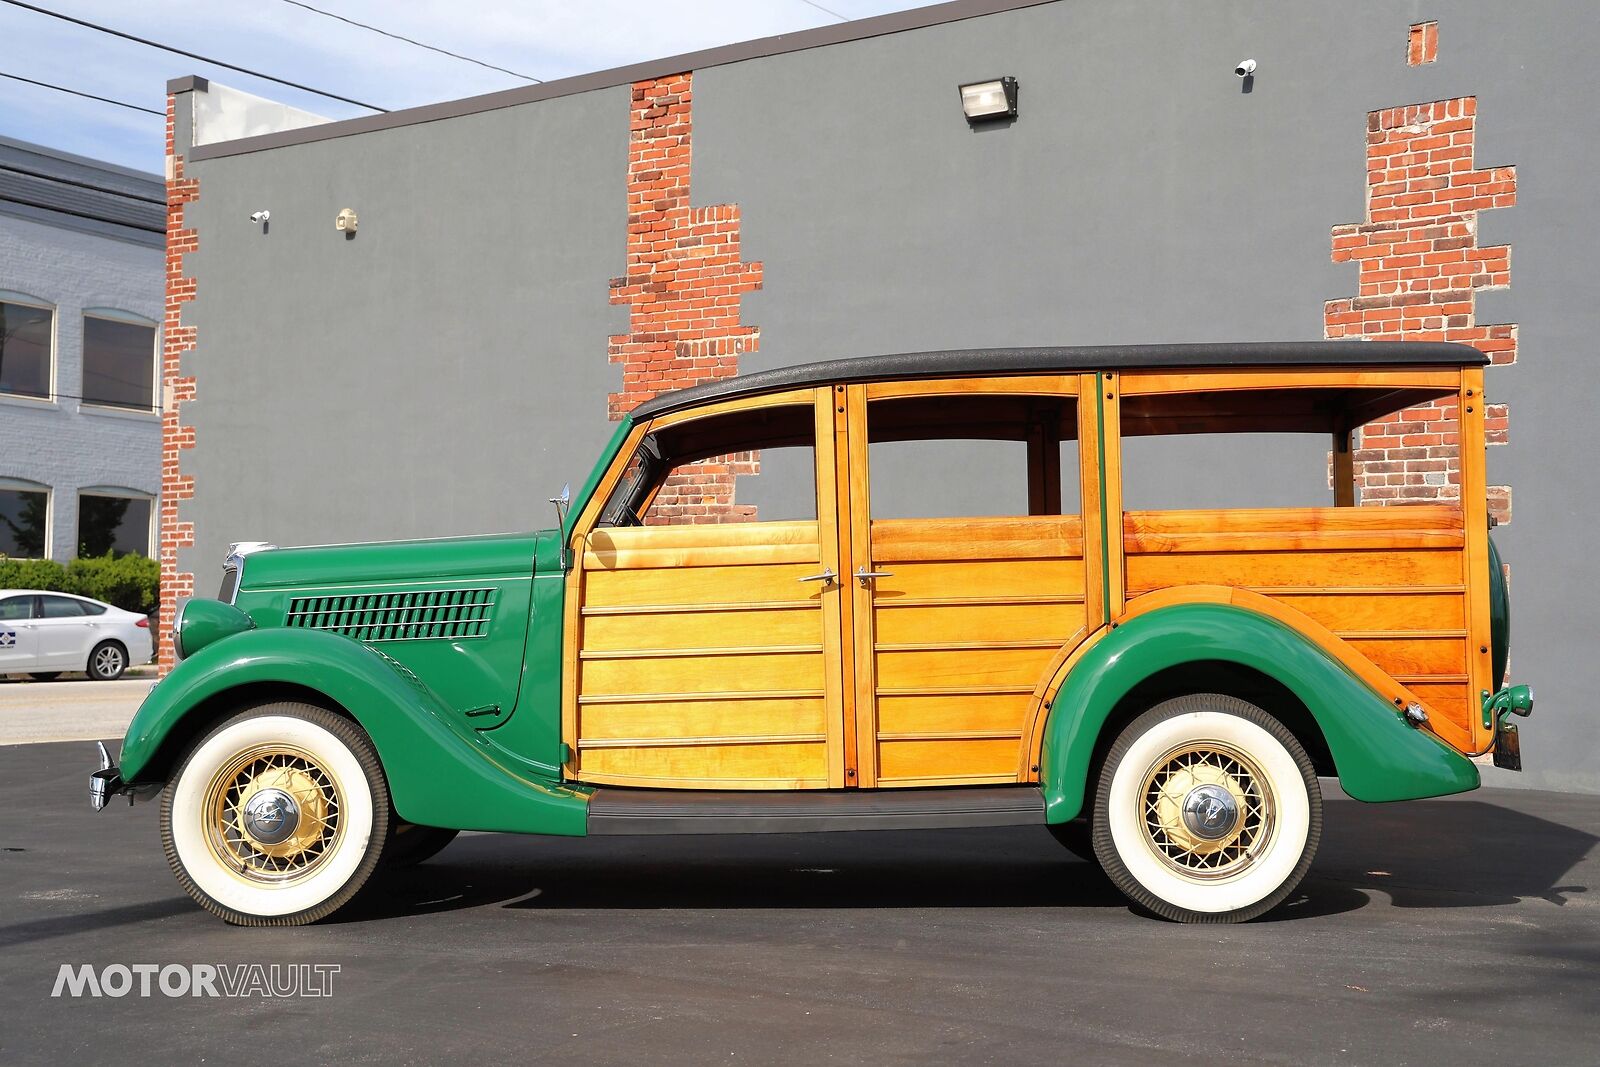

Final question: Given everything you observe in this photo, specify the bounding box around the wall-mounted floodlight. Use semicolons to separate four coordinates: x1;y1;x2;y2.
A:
959;77;1018;123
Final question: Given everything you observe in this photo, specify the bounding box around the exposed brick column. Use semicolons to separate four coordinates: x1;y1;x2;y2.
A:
1325;95;1516;519
608;72;764;524
159;93;199;672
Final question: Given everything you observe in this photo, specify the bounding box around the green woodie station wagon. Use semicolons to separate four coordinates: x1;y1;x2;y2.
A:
93;343;1532;925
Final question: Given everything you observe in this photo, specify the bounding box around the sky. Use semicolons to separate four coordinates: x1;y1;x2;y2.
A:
0;0;934;174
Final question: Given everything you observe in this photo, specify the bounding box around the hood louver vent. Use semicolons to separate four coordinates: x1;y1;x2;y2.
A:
285;587;497;642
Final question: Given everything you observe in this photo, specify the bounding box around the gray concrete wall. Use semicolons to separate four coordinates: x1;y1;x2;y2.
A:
0;213;162;560
179;86;628;595
179;0;1600;792
691;0;1600;792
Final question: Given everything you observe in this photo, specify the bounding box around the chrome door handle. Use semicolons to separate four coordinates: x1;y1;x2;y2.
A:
854;566;894;586
798;567;836;584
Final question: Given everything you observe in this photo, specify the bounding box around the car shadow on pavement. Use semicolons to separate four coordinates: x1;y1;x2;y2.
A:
337;796;1598;923
0;898;198;950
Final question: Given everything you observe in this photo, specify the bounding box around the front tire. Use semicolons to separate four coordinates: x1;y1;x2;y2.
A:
160;703;390;926
1092;694;1321;923
86;641;126;680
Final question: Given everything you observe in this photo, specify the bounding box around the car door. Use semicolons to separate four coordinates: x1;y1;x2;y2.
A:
0;595;40;671
838;377;1095;788
564;388;850;789
34;594;94;668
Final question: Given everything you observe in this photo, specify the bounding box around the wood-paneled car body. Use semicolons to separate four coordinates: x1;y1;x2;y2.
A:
94;342;1532;924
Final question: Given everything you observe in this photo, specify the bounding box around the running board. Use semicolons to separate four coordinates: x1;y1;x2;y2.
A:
586;785;1046;835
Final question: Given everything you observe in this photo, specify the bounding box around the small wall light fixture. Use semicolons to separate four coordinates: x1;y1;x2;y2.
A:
959;77;1018;123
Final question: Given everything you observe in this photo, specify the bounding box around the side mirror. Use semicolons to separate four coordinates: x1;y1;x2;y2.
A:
550;483;571;530
550;484;572;571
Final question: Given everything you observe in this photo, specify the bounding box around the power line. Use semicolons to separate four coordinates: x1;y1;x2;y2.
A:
279;0;542;83
0;69;162;116
796;0;849;21
0;0;388;112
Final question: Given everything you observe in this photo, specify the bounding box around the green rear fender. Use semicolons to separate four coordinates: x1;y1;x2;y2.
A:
119;627;588;835
1040;603;1479;823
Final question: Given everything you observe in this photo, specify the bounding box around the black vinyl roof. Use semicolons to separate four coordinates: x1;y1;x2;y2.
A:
629;341;1486;420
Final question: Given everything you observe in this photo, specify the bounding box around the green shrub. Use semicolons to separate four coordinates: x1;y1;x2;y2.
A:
0;553;159;615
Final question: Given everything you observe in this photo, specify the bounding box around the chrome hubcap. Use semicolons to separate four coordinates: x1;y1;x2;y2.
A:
94;648;121;673
241;787;300;845
1180;783;1239;840
1141;741;1275;880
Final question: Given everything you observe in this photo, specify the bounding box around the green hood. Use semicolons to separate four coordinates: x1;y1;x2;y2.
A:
240;531;546;592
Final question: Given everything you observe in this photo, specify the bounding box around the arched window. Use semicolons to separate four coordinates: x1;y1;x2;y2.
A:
0;477;51;559
77;486;155;558
82;309;158;411
0;291;55;401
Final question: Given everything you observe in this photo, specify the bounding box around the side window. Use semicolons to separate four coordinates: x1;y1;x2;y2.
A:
600;402;818;528
1119;384;1460;510
867;393;1080;519
0;596;34;620
39;595;89;618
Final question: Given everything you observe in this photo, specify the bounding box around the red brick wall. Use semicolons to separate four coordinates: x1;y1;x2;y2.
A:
608;73;764;524
159;93;198;672
1325;92;1516;520
1407;22;1438;66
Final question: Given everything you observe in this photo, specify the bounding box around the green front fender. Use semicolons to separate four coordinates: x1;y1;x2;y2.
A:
119;628;588;835
1040;603;1479;823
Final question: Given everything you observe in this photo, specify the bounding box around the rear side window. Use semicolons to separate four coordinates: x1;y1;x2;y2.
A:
0;596;33;620
39;595;89;618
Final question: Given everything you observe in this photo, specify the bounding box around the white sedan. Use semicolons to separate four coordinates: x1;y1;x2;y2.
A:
0;590;154;681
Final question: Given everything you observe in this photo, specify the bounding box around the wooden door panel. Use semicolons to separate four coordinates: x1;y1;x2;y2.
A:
872;601;1083;645
877;738;1021;785
576;696;829;741
875;691;1033;734
573;509;841;787
578;741;830;789
581;606;821;651
843;380;1090;789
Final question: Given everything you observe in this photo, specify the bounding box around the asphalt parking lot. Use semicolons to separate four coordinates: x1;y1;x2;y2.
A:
1;740;1596;1065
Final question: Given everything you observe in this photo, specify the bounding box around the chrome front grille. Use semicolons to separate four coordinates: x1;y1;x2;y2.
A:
285;587;497;641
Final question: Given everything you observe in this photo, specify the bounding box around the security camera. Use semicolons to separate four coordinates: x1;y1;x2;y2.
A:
1234;59;1257;78
249;210;270;224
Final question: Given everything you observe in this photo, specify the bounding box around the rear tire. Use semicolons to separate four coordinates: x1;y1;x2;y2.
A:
1091;694;1321;923
86;641;126;681
160;703;391;926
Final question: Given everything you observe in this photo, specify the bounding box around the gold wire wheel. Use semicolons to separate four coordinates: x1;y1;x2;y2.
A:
1140;741;1276;881
203;744;345;885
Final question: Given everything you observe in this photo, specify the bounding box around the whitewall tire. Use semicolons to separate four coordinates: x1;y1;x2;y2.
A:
160;703;390;926
1091;694;1321;923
